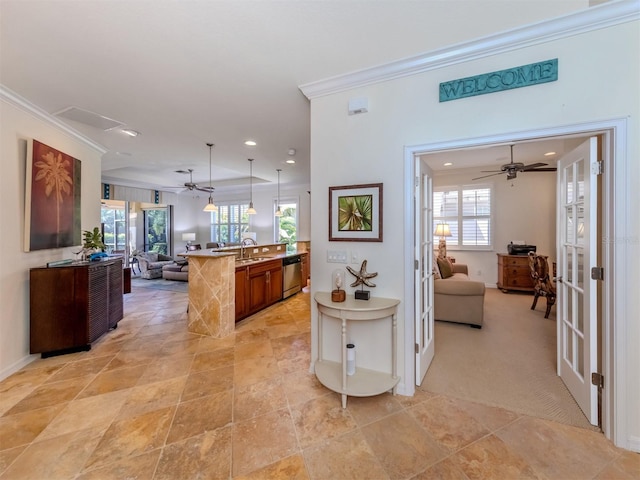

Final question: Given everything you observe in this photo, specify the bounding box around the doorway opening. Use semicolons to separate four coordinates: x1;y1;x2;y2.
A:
403;118;628;447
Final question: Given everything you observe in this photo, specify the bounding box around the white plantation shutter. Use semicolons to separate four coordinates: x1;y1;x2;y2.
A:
434;186;492;249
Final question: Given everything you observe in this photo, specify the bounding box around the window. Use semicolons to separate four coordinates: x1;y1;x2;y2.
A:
274;200;297;253
211;203;250;244
143;208;169;254
101;206;126;252
433;185;492;249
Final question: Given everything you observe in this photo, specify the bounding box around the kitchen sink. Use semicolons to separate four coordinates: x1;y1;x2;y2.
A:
235;257;270;265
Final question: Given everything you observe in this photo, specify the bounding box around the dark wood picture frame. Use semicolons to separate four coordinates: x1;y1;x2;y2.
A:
329;183;383;242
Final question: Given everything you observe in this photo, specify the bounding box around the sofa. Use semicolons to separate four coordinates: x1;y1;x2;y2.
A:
162;261;189;281
135;252;175;279
434;258;485;328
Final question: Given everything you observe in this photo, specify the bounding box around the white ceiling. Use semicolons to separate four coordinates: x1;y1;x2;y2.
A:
0;1;590;194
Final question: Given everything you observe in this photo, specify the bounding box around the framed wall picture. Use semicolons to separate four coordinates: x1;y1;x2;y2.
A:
329;183;383;242
24;139;81;251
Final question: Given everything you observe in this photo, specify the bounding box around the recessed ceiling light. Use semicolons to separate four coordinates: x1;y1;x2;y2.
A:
444;162;453;167
286;159;295;164
244;140;257;146
544;151;556;156
122;129;140;137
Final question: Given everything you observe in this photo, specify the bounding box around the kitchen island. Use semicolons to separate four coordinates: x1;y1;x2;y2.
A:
184;251;236;338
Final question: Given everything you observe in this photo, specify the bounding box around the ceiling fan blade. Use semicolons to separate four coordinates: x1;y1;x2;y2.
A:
195;185;215;193
480;169;502;173
472;172;505;180
524;167;557;172
521;162;548;170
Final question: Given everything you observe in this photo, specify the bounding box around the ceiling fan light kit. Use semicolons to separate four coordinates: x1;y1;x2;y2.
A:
202;143;218;213
472;144;557;181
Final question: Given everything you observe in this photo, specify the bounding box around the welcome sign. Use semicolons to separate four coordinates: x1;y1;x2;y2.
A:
439;59;558;102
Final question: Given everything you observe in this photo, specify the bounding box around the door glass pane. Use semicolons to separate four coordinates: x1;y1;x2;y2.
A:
567;287;573;324
577;159;585;200
567;249;573;285
577;291;584;333
566;206;574;245
577;334;584;377
565;323;573;365
577;205;585;246
577;249;584;290
566;166;574;203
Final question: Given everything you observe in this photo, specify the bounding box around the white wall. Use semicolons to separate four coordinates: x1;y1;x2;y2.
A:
0;95;104;378
431;168;557;285
308;18;639;449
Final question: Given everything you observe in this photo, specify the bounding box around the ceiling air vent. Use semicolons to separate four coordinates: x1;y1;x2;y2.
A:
53;106;124;131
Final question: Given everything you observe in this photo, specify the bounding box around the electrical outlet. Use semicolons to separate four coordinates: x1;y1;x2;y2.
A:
350;251;359;264
276;245;282;250
253;248;259;253
327;250;348;263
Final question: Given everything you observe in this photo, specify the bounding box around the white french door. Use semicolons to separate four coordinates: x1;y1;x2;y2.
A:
415;157;435;384
557;137;599;425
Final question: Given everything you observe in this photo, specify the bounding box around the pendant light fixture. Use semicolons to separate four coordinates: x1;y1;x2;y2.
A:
203;143;218;212
275;168;283;217
247;158;257;215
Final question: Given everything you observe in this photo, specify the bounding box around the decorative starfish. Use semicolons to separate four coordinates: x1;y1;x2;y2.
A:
346;260;377;288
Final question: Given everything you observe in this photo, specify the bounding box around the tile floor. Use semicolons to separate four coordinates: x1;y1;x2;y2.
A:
0;286;638;479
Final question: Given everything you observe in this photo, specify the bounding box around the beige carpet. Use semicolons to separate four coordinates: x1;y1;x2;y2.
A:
422;287;596;430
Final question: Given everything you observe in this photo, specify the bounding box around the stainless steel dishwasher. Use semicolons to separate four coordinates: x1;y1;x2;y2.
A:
282;255;302;299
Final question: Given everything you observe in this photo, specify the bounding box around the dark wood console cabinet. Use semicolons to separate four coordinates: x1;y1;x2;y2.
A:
30;258;123;356
496;254;534;293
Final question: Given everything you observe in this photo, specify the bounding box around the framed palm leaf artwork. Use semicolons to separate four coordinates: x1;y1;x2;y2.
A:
329;183;382;242
24;139;81;251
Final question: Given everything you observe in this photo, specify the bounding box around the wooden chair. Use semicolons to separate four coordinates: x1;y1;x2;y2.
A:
528;252;556;318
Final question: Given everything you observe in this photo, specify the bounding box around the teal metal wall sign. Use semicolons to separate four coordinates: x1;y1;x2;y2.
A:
439;58;558;102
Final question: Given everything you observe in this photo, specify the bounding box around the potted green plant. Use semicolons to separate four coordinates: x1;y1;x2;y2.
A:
81;227;106;259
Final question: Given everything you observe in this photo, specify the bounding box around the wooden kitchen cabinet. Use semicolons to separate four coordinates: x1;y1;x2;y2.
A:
496;254;534;293
235;258;283;321
29;258;123;356
300;252;309;288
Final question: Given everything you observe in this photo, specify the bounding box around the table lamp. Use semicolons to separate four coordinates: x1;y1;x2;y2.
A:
434;223;451;258
182;232;196;250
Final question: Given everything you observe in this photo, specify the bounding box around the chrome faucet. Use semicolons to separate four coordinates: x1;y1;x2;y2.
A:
240;238;257;259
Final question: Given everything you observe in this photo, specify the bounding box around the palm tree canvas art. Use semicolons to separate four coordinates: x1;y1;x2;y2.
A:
24;139;81;251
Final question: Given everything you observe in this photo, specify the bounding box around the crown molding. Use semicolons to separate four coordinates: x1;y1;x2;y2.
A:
299;0;639;99
0;84;108;154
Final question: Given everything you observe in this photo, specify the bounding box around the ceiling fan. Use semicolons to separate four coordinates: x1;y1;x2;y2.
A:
173;168;215;193
472;145;557;181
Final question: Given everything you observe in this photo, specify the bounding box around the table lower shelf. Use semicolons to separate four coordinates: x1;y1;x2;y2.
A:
315;360;399;398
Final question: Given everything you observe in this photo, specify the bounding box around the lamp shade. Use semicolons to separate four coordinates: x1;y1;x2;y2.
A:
434;223;451;237
182;232;196;242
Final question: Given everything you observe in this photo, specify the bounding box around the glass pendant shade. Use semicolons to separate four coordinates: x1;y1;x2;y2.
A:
247;158;257;215
203;142;217;212
274;168;282;217
203;196;218;212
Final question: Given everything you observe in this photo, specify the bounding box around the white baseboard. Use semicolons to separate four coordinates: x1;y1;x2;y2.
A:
627;435;640;453
0;354;38;382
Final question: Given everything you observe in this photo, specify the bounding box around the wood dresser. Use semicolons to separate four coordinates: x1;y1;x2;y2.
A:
496;253;535;293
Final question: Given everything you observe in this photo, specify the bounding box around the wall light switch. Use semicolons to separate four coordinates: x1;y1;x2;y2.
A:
350;251;359;264
253;248;259;253
276;246;282;250
327;250;348;263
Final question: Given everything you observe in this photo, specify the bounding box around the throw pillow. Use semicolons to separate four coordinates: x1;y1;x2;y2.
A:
433;254;442;279
147;252;159;262
437;257;454;279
